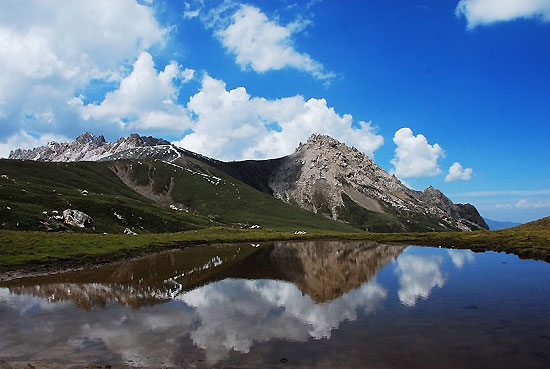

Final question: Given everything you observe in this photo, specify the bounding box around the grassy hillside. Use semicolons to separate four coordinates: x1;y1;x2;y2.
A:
0;159;359;234
514;216;550;230
0;160;211;234
112;158;359;232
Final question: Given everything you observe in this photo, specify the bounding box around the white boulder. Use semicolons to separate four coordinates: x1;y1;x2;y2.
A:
62;209;95;228
124;227;137;235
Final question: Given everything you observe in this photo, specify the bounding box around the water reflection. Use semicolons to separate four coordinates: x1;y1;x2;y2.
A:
2;240;404;309
395;252;445;307
1;243;549;368
181;279;386;363
448;249;475;269
0;240;401;366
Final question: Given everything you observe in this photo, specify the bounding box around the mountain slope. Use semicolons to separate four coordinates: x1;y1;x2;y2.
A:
0;158;359;233
0;159;210;233
5;132;488;233
513;216;550;230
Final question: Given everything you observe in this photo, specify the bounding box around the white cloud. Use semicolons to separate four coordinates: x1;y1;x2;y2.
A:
390;127;444;178
515;199;550;208
456;0;550;28
183;1;200;18
76;52;193;132
174;74;384;161
0;0;166;138
184;9;200;19
453;189;550;197
495;203;513;209
0;130;70;158
214;4;334;81
445;162;473;182
493;199;550;209
181;67;196;82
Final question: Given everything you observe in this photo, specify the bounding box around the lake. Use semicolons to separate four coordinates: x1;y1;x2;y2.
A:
1;240;549;368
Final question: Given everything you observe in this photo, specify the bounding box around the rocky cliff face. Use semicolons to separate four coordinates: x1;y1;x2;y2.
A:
269;134;487;231
8;133;169;162
269;134;408;216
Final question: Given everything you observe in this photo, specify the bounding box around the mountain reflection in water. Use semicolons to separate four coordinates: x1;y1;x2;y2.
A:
2;240;404;309
1;241;550;369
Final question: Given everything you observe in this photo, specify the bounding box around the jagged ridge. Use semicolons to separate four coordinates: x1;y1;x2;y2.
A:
9;132;169;162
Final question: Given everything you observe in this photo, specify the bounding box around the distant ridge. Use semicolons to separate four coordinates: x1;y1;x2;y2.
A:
8;133;169;162
483;217;521;230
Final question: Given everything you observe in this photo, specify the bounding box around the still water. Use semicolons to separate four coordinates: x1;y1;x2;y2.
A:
1;240;549;368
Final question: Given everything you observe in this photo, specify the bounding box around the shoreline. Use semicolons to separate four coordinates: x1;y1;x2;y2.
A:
1;226;549;282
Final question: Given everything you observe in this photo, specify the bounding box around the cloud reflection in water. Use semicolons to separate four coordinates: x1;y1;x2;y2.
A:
395;253;445;307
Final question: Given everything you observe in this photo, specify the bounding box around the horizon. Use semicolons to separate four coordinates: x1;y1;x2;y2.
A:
0;0;548;223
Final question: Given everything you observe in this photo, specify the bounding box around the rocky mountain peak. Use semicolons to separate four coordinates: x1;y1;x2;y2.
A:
269;133;488;232
8;133;172;162
75;132;106;145
297;134;377;169
304;133;343;147
269;135;408;223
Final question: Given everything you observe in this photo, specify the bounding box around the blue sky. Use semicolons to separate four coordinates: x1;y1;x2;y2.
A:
0;0;549;222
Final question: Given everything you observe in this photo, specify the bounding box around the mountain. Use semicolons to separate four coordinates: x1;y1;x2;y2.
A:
266;134;487;231
3;132;488;233
483;217;521;230
9;132;170;162
0;152;358;234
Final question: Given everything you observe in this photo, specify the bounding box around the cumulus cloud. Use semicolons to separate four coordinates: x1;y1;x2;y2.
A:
0;130;70;158
390;127;444;178
445;162;473;182
0;0;166;142
456;0;550;28
174;74;384;161
75;52;193;132
199;3;334;81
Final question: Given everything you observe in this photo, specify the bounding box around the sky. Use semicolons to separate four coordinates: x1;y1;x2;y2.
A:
0;0;548;223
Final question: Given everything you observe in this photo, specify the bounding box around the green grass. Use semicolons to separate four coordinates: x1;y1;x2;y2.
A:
0;159;359;233
0;160;211;233
0;228;326;272
139;158;360;232
1;219;548;275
